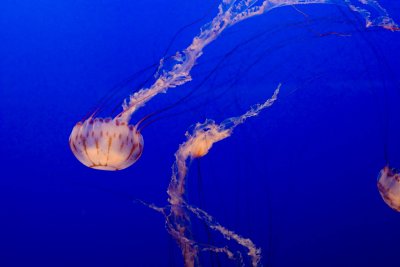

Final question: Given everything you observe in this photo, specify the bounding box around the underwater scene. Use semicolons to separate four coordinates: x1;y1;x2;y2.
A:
1;0;400;266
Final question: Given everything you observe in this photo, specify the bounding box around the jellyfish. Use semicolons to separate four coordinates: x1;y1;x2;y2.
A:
142;85;279;267
377;165;400;212
69;0;398;171
69;117;143;171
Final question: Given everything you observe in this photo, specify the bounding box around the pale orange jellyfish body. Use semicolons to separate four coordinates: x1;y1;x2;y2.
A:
69;117;143;171
377;166;400;212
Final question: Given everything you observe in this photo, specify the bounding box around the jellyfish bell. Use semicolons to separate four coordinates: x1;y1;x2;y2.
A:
377;165;400;212
184;122;232;159
69;117;144;171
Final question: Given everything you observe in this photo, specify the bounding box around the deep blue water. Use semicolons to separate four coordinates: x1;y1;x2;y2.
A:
1;0;400;266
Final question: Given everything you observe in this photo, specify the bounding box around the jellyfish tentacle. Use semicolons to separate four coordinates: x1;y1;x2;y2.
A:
186;204;262;267
116;0;398;123
164;84;280;266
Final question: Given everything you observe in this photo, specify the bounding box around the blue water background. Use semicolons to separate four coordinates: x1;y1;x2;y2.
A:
1;0;400;266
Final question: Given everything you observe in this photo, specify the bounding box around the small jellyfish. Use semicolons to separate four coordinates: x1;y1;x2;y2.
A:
377;166;400;212
69;117;143;171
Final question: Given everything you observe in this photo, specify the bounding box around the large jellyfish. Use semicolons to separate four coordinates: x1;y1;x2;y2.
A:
69;118;143;170
69;0;399;171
